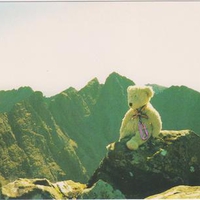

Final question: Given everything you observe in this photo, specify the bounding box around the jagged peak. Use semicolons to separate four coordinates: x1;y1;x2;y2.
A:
62;87;78;94
106;71;123;80
87;77;100;85
84;77;100;88
104;72;135;87
79;77;101;93
47;87;78;101
17;86;34;93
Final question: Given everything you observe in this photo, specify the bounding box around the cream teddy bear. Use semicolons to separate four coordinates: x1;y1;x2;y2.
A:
119;86;162;150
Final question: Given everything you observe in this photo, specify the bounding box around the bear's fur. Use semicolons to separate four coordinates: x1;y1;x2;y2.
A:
119;85;162;150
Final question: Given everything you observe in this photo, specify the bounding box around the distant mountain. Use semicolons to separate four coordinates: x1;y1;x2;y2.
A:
0;72;200;185
151;85;200;134
146;84;167;94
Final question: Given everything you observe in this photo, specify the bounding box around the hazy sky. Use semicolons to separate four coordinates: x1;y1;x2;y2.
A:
0;2;200;96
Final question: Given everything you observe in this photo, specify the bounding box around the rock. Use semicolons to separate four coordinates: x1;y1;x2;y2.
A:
146;185;200;199
79;179;125;199
88;130;200;199
1;178;62;199
1;178;85;199
0;178;124;199
56;180;86;198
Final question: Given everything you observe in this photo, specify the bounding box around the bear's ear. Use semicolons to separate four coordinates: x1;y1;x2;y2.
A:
144;86;154;98
127;86;133;93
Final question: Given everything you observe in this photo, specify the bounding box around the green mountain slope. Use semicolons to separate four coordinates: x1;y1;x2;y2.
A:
0;91;87;185
91;72;135;142
151;85;200;133
0;113;30;184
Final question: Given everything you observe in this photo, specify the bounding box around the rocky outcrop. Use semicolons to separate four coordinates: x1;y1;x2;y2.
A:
0;178;125;199
146;185;200;199
88;130;200;199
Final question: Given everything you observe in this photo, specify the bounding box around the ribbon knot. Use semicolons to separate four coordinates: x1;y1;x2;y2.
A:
132;105;148;120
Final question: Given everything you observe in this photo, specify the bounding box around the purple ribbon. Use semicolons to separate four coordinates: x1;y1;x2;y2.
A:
138;121;149;141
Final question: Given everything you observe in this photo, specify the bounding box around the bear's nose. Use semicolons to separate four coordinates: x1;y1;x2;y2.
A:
129;103;132;107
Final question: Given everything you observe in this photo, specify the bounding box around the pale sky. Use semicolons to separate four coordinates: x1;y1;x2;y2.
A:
0;2;200;97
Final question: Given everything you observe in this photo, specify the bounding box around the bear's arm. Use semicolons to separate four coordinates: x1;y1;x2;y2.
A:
147;108;162;138
119;109;133;140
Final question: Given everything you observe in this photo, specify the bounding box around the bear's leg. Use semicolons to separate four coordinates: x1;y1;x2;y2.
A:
126;139;139;150
126;132;145;150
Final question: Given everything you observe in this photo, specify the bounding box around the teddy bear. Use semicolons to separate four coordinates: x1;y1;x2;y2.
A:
119;85;162;150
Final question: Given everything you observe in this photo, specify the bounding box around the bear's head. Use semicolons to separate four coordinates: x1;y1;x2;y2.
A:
127;86;154;110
